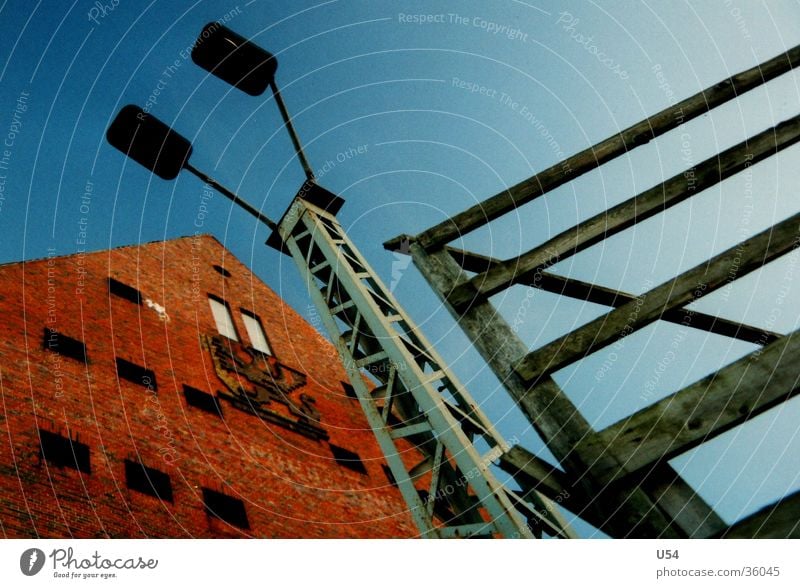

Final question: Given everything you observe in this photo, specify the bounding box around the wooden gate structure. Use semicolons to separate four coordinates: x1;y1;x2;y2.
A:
385;45;800;538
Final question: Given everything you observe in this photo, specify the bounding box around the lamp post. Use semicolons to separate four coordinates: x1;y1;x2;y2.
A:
191;22;315;180
106;21;318;230
106;104;277;230
105;21;571;539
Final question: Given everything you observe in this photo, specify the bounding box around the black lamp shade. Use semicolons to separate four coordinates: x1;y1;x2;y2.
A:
191;23;277;96
106;105;193;180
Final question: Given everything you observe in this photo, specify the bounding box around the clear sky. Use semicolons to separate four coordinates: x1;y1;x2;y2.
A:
1;0;799;536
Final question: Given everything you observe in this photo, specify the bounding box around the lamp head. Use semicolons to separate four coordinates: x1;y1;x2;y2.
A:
106;105;192;180
191;23;278;96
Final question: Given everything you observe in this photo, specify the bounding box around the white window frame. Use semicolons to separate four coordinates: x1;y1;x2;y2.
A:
208;296;238;341
240;310;272;355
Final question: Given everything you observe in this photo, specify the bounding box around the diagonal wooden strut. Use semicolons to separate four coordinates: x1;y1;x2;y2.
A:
580;329;800;484
448;113;800;309
415;44;800;250
515;211;800;384
446;247;782;346
383;42;800;539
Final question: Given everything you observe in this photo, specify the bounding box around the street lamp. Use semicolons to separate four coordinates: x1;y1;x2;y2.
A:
187;22;344;250
106;22;343;237
190;22;277;96
191;22;314;180
106;104;192;180
106;104;276;229
104;21;549;539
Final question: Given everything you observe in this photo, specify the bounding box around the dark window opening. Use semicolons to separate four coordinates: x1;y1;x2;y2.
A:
382;464;398;487
116;358;157;391
330;444;368;475
108;277;142;304
341;381;357;399
212;264;232;278
183;385;223;417
39;429;91;474
202;488;249;529
125;459;174;502
42;328;87;363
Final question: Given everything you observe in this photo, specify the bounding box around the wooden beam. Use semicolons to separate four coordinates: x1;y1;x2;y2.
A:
637;463;727;538
384;234;415;253
446;246;781;346
498;444;622;535
415;44;800;250
515;211;800;384
498;444;570;499
448;246;632;305
498;444;722;537
407;245;699;538
407;244;592;463
720;491;800;538
579;330;800;482
448;113;800;309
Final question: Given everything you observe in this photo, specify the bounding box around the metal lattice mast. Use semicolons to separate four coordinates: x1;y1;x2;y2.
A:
107;22;576;538
272;183;574;538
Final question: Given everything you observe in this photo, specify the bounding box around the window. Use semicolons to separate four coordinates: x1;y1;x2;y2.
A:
341;381;357;399
42;328;87;363
212;264;232;278
125;459;173;502
39;429;91;474
202;488;249;529
116;358;157;391
108;277;142;304
125;459;172;502
208;296;238;340
329;444;368;475
183;385;223;417
240;310;271;355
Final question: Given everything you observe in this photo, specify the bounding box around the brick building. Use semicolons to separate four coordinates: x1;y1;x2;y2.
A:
0;234;419;538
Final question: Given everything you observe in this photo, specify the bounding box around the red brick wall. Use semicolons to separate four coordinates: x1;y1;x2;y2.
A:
0;235;419;538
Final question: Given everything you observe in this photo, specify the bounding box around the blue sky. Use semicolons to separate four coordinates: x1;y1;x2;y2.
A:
1;1;799;535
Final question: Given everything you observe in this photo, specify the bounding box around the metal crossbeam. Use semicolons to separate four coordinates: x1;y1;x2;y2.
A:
277;193;576;538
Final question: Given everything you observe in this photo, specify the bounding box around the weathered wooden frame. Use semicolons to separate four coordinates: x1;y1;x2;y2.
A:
385;45;800;538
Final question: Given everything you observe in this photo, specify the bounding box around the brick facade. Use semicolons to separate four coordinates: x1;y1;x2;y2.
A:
0;235;419;538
